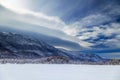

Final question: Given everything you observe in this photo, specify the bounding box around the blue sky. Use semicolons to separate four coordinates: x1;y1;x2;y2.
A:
0;0;120;58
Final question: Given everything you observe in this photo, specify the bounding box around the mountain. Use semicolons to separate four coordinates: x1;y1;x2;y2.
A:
60;49;104;62
0;32;71;59
0;32;106;64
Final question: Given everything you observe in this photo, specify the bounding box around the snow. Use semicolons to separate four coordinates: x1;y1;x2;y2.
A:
0;64;120;80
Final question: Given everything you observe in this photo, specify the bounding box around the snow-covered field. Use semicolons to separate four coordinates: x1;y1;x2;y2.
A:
0;64;120;80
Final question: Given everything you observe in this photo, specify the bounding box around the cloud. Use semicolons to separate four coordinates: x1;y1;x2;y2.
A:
62;26;80;36
63;1;120;38
79;23;120;49
63;13;113;36
0;0;27;13
75;14;112;27
0;0;66;30
0;1;120;50
62;12;120;49
16;11;66;31
61;3;120;48
0;4;93;49
103;4;120;16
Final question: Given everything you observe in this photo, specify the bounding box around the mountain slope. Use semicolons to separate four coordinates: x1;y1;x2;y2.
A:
0;32;70;59
0;32;105;64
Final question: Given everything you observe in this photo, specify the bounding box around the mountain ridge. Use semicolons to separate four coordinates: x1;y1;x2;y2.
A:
0;32;106;64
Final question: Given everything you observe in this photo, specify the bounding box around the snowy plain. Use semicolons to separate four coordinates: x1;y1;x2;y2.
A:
0;64;120;80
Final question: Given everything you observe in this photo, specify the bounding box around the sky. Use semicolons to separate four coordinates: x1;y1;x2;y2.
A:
0;0;120;58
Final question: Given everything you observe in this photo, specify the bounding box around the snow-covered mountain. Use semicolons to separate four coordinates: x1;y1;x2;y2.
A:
60;49;104;62
0;32;106;64
0;32;70;59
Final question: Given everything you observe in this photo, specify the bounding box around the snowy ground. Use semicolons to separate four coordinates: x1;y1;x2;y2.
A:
0;64;120;80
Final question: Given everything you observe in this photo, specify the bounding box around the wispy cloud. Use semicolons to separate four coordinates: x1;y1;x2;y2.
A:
68;22;120;49
63;11;120;48
63;13;113;36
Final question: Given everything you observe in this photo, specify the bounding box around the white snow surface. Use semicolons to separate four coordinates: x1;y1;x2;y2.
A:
0;64;120;80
